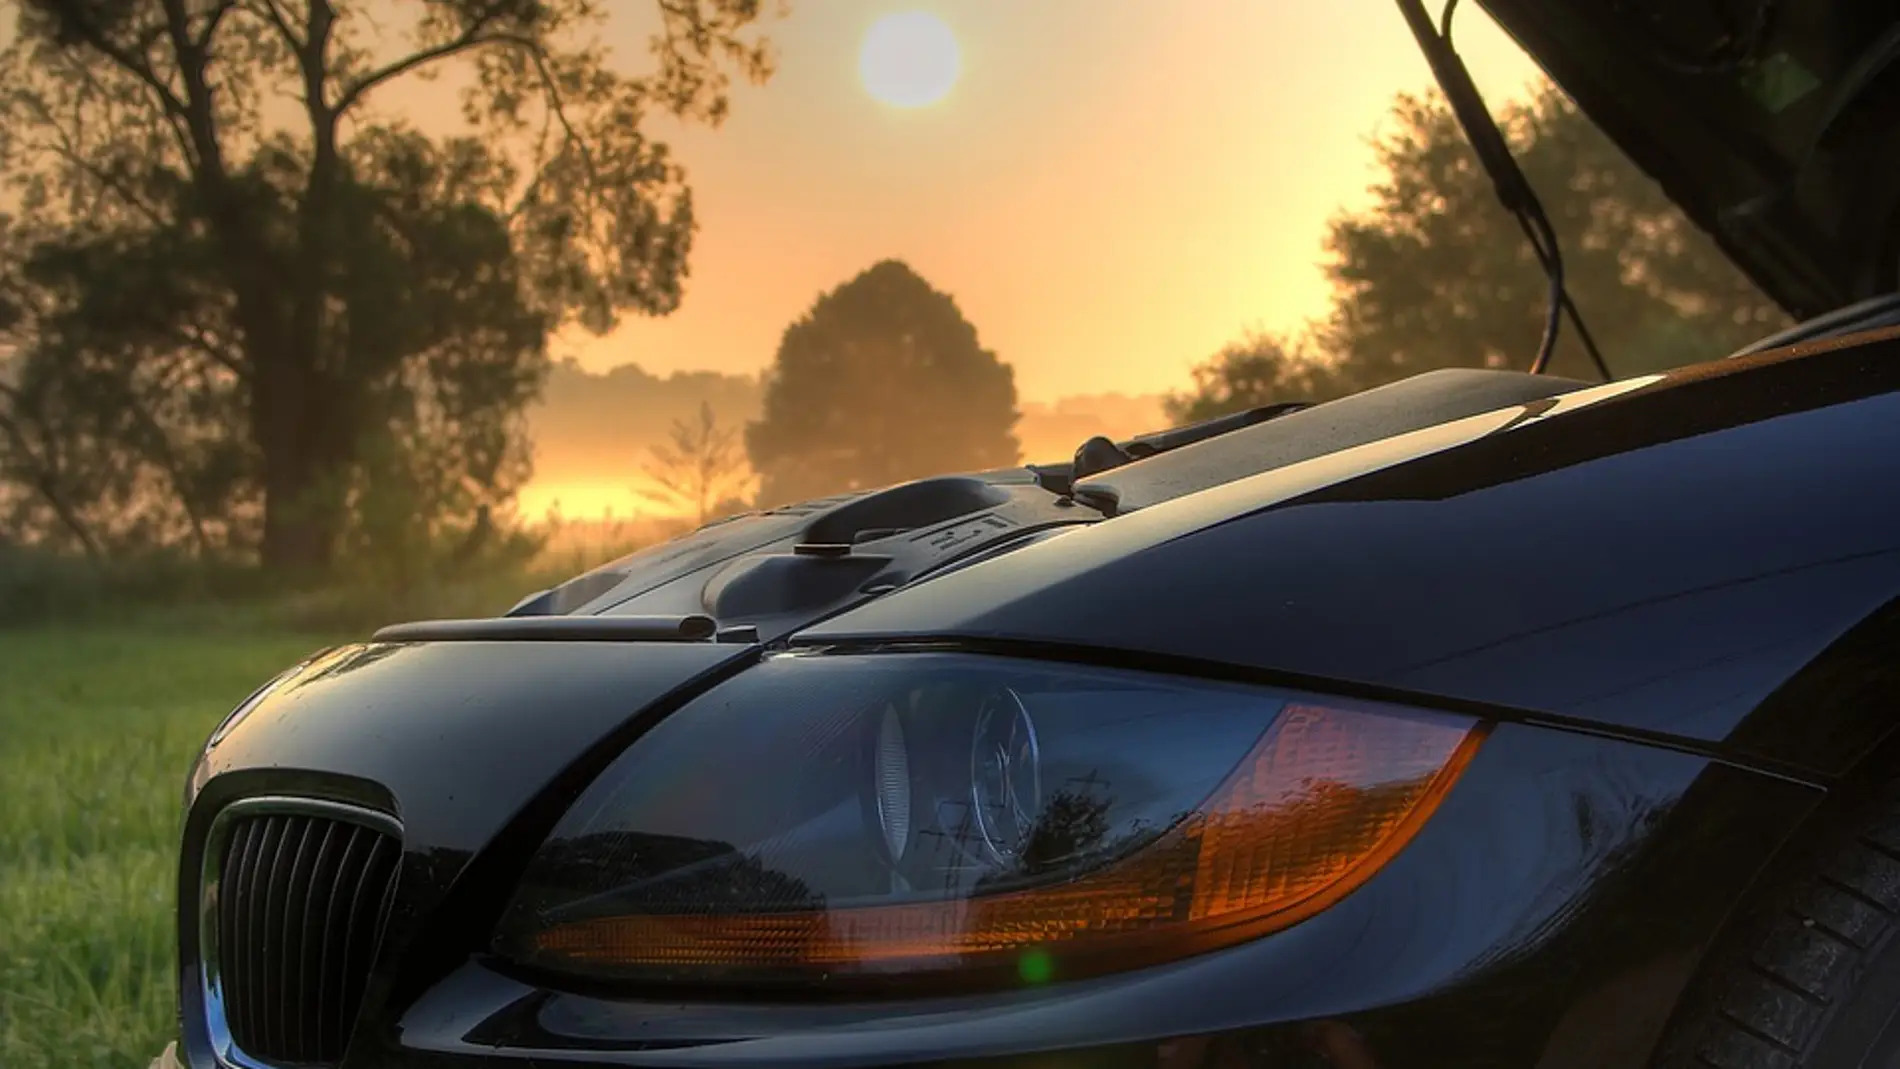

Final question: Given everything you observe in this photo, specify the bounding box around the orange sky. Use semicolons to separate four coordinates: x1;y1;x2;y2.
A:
554;0;1547;401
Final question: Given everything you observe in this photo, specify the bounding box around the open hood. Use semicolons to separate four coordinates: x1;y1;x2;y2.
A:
1477;0;1900;318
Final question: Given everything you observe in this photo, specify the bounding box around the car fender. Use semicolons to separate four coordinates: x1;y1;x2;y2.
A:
802;331;1900;780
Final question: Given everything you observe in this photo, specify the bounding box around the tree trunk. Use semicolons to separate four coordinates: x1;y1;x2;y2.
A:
254;361;348;573
259;467;341;573
256;13;347;575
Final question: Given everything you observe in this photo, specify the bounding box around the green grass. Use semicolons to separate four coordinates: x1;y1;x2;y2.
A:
0;625;345;1069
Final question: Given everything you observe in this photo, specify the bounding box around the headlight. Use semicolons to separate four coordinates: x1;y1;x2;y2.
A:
494;652;1485;989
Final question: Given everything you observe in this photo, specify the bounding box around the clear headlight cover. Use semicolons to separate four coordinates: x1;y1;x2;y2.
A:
493;652;1485;989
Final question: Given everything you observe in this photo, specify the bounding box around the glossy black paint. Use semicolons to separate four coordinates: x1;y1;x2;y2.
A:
371;616;721;643
805;332;1900;780
507;471;1095;647
316;720;1825;1067
174;333;1900;1069
1472;1;1900;318
178;640;756;1069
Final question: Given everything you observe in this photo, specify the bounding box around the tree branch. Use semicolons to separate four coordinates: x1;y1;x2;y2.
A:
121;386;211;555
158;0;229;179
332;4;503;115
502;37;597;184
298;0;337;122
173;323;249;381
0;381;103;558
245;0;299;50
55;54;194;176
18;96;170;230
50;10;189;119
338;27;598;192
195;0;239;49
504;90;561;222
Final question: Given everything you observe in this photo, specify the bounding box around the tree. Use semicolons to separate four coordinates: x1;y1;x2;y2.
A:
1167;84;1791;423
746;260;1020;506
1318;84;1788;386
639;400;753;525
0;0;775;571
1163;330;1350;424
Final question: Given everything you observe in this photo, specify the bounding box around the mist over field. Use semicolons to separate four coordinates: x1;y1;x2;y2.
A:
521;358;1167;519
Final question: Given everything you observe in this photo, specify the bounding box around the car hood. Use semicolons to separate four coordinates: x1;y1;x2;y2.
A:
798;336;1900;768
504;369;1592;644
1478;0;1900;318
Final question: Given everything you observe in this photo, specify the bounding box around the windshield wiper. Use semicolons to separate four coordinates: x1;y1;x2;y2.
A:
1397;0;1613;382
1029;401;1313;505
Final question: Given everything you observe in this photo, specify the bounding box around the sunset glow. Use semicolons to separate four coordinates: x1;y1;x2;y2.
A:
570;0;1545;403
317;1;1550;508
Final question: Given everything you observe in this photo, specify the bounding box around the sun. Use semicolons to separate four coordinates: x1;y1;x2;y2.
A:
858;11;961;109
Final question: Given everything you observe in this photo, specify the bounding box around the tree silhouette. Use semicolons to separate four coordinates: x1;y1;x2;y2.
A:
0;0;775;570
1163;330;1350;424
639;400;754;526
1169;84;1791;422
745;260;1020;507
1320;85;1787;384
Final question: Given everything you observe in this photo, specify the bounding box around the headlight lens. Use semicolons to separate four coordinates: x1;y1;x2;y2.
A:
494;652;1485;989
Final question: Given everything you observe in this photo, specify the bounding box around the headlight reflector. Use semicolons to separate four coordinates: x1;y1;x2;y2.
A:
494;653;1484;988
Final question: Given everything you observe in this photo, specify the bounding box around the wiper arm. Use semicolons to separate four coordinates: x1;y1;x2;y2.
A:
1028;402;1313;504
1397;0;1613;382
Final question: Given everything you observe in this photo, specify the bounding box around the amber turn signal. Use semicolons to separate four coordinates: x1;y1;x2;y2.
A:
531;703;1485;982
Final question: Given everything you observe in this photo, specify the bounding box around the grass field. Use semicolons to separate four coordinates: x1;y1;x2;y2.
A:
0;625;345;1069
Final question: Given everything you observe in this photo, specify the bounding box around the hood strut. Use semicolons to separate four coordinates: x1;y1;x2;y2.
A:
1397;0;1613;382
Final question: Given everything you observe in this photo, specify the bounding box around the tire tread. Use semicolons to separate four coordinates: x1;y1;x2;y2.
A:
1656;807;1900;1068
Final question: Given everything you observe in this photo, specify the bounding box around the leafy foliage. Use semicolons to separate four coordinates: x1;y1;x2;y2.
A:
1171;85;1790;417
746;260;1020;507
1320;85;1786;383
0;0;775;571
1163;330;1349;424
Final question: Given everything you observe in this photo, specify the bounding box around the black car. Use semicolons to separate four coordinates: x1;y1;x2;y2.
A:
164;3;1900;1068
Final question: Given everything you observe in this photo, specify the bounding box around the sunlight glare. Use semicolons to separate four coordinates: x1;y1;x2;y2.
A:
859;11;961;109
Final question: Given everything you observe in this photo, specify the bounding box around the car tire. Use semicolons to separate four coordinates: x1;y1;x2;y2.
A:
1652;786;1900;1068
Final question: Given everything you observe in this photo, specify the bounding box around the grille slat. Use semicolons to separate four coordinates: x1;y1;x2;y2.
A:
222;820;260;1052
337;833;396;1045
261;815;296;1057
277;819;318;1062
295;821;341;1063
246;817;282;1054
315;826;363;1056
213;808;399;1067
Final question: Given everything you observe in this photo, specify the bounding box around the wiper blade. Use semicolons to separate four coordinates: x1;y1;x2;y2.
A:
1029;402;1313;501
1119;402;1311;459
1397;0;1613;382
